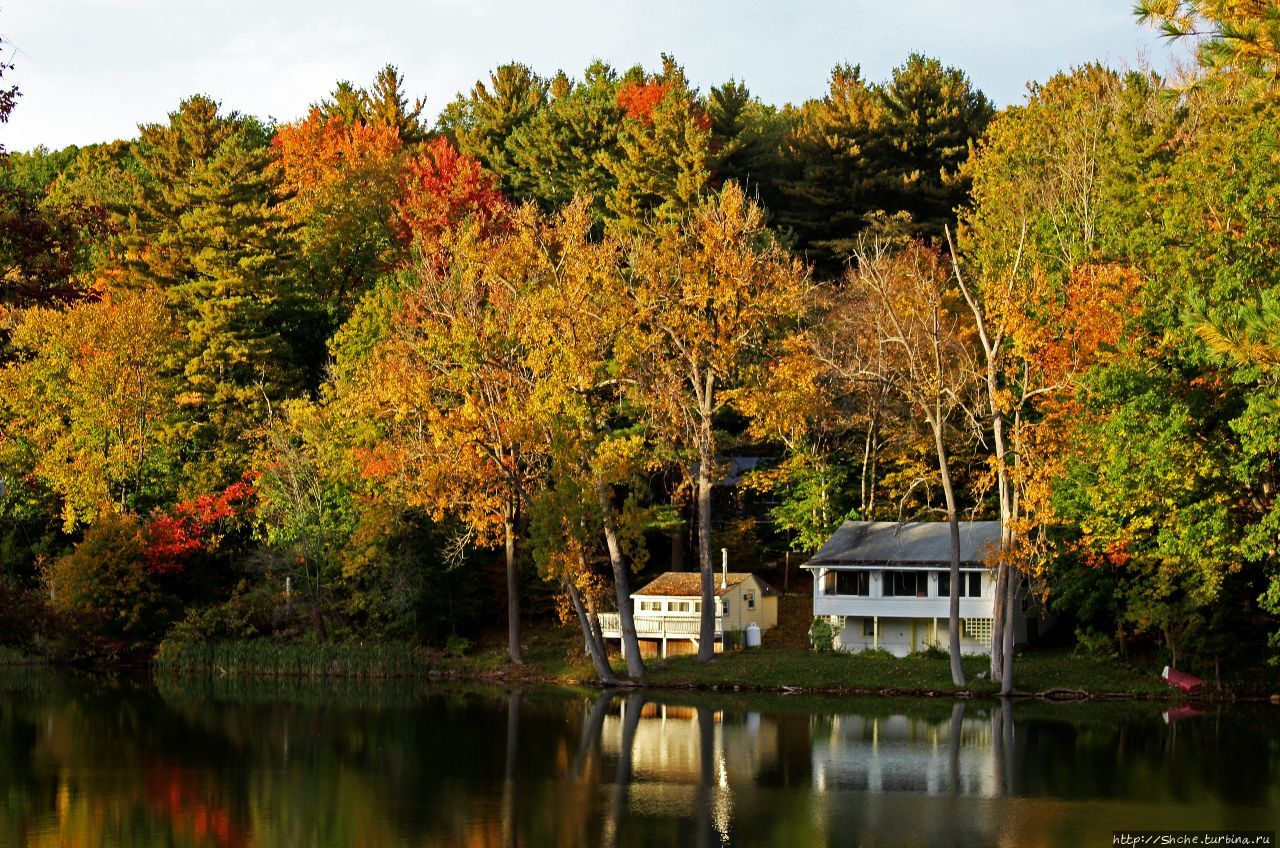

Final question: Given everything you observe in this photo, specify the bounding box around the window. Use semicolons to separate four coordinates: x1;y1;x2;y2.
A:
886;570;926;597
862;618;876;637
694;601;701;613
674;601;691;613
721;599;729;616
830;570;870;596
937;572;983;598
745;591;756;610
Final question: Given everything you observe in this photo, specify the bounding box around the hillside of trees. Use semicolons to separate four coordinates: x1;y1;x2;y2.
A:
1;5;1278;687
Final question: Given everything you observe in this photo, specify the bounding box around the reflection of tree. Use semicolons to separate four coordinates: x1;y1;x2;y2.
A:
696;705;718;848
601;692;643;848
949;702;965;795
5;674;1278;848
502;688;521;848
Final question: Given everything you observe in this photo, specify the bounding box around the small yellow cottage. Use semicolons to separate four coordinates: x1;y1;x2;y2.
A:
599;566;779;658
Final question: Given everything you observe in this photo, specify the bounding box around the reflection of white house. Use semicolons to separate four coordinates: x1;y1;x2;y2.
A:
803;521;1029;657
598;567;779;658
810;713;996;796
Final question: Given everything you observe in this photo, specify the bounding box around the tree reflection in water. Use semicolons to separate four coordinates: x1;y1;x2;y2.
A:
1;671;1277;848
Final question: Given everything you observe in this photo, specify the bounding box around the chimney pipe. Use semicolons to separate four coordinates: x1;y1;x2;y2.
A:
721;548;728;589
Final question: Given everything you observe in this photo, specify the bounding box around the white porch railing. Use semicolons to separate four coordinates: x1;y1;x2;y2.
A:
597;612;723;639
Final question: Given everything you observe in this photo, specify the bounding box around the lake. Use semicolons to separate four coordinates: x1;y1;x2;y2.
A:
1;670;1276;847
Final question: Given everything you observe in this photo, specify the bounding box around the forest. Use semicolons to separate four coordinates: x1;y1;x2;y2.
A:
0;3;1277;688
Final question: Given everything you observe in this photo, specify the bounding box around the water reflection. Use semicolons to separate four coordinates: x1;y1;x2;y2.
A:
1;670;1277;848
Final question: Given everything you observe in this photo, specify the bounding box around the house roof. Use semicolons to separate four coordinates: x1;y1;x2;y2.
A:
633;571;778;598
803;521;1001;568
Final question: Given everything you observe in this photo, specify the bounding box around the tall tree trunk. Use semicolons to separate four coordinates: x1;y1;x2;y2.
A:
932;420;967;686
567;580;617;685
671;524;686;572
310;605;327;642
991;563;1008;681
504;510;523;665
987;389;1012;684
947;228;1018;687
597;483;645;679
860;390;883;517
696;415;716;662
1000;568;1017;696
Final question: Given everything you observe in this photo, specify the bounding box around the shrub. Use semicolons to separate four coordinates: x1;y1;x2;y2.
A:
45;513;172;654
911;643;949;660
443;635;471;657
809;617;837;652
722;629;745;651
0;582;51;654
1073;626;1119;659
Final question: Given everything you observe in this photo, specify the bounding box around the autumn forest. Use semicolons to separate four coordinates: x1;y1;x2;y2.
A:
1;3;1278;687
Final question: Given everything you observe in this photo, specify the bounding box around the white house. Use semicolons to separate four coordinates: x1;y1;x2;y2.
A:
598;566;779;658
803;520;1029;657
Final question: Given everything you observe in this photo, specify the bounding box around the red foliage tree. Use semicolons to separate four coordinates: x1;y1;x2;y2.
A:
395;137;511;256
145;474;258;575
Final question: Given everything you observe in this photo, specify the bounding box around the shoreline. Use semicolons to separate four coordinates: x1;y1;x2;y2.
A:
422;663;1262;703
10;630;1277;704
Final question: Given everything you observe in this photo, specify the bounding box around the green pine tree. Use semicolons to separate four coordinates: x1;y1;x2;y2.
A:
877;54;994;237
706;80;790;212
122;95;302;492
773;64;889;270
604;55;713;232
436;62;548;192
505;61;627;212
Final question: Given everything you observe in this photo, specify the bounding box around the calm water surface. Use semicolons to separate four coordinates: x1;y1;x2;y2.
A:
1;669;1277;847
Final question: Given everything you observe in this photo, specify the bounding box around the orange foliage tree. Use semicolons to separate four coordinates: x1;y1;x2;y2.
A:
353;197;544;663
622;182;811;661
271;109;404;305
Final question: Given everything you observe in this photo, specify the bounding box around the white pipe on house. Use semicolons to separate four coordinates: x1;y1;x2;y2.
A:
721;548;728;589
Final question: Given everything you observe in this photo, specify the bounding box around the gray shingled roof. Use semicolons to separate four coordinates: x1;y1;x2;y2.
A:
804;521;1001;567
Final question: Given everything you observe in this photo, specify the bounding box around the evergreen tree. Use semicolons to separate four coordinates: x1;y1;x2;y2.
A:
436;62;548;192
316;65;428;143
317;80;367;125
774;64;888;270
365;64;428;143
878;54;993;237
706;79;790;211
122;95;301;492
604;55;713;231
505;61;627;212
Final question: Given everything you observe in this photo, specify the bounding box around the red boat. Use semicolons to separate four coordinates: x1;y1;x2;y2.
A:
1162;666;1205;695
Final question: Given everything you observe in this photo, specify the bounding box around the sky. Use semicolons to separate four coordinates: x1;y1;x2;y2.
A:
1;0;1181;153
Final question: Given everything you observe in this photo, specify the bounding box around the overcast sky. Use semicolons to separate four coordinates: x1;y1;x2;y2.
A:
2;0;1180;153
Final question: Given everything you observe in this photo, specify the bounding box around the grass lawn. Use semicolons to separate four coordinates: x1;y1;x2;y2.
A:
639;645;1174;697
440;617;1182;699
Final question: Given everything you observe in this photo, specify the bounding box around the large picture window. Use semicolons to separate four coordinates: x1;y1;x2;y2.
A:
885;570;927;597
937;571;983;598
832;571;870;596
